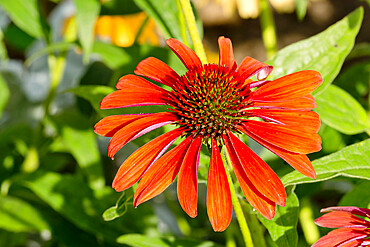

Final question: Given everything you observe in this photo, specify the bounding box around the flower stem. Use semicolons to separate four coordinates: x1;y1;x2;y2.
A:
178;0;208;64
259;0;277;59
222;149;254;247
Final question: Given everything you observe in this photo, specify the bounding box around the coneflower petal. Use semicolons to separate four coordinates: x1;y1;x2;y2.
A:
100;88;172;109
237;125;316;179
241;121;322;154
250;70;322;102
245;109;321;132
177;136;202;218
237;56;273;80
312;228;367;247
207;137;232;232
218;36;237;70
135;57;180;89
116;74;170;92
253;95;317;110
113;128;184;191
166;38;203;69
108;112;177;158
94;114;149;137
314;211;370;229
134;136;193;207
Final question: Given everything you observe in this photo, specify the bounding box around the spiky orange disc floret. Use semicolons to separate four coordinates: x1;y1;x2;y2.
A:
170;64;250;139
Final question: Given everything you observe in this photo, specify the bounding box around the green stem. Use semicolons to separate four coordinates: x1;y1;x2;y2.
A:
222;149;254;247
176;0;189;47
259;0;277;59
178;0;207;64
299;198;320;245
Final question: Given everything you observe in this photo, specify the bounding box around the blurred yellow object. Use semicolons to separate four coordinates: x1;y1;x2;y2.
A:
94;12;159;47
63;12;159;47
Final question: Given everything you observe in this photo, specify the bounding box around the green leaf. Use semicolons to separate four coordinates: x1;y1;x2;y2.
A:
295;0;308;21
282;139;370;186
316;85;369;135
103;190;133;221
68;85;114;115
0;0;44;38
334;60;370;108
59;113;105;190
73;0;100;63
117;234;223;247
0;75;9;119
258;186;299;247
267;7;363;95
339;180;370;209
92;42;132;70
133;0;202;42
0;196;49;232
20;171;124;241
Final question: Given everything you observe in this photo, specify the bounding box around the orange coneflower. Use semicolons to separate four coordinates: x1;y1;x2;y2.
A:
95;36;322;231
313;206;370;247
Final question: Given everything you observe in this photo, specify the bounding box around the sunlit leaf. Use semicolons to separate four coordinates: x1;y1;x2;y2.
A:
73;0;100;62
258;186;299;247
20;171;123;242
0;0;44;38
117;234;223;247
268;7;363;95
282;139;370;186
316;85;369;135
0;196;49;232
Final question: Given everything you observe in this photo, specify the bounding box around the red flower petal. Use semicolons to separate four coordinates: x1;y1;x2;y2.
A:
241;120;322;154
116;74;169;92
315;211;370;229
224;132;286;206
108;112;177;158
237;56;273;80
113;128;184;191
134;136;193;207
166;38;203;69
245;109;321;132
237;125;316;179
224;134;276;219
177;136;202;218
253;95;317;110
250;70;322;102
100;88;172;109
207;137;232;232
321;207;370;218
218;36;237;70
135;57;180;89
312;228;367;247
94;114;147;137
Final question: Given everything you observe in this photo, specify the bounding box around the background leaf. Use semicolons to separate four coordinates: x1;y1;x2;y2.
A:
282;139;370;186
316;84;369;135
73;0;101;62
258;186;299;247
133;0;202;42
0;75;9;119
0;196;49;232
267;7;363;95
0;0;44;38
117;234;223;247
339;180;370;209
